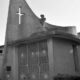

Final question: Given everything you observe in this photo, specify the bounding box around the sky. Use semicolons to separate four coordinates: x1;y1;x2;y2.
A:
0;0;80;45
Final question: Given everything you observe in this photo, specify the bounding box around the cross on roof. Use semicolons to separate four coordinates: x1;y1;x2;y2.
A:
16;7;24;24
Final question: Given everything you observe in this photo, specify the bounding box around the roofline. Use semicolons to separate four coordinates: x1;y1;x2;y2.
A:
4;31;80;46
0;45;4;48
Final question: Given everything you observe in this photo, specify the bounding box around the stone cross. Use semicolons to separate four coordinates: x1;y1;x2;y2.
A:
16;7;24;24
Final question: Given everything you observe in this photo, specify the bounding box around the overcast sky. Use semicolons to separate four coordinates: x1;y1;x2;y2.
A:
0;0;80;45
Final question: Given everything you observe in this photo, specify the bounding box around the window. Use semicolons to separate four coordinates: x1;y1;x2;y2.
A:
18;40;49;79
6;66;11;72
0;50;3;53
0;49;3;55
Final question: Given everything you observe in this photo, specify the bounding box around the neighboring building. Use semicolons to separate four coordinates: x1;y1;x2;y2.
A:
1;0;80;80
0;45;4;55
0;45;4;78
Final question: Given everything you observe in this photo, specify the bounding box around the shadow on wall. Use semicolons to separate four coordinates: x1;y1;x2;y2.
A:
54;74;80;80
